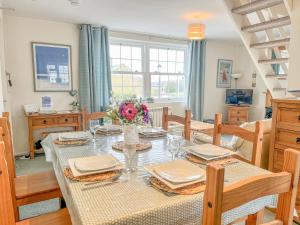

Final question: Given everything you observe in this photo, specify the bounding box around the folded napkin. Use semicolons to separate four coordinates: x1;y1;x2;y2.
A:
58;131;90;141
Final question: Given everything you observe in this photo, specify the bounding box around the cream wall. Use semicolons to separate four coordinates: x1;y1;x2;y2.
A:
0;7;6;112
287;0;300;92
203;40;267;122
4;15;79;155
3;15;266;156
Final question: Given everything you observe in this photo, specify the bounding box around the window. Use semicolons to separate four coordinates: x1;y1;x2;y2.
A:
110;41;187;100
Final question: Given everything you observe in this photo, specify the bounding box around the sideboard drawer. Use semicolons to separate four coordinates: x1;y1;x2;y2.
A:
229;110;248;117
32;118;55;127
57;117;77;124
277;129;300;149
229;116;247;123
279;108;300;125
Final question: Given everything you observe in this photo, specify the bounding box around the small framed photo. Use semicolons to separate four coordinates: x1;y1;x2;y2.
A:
216;59;233;88
32;42;72;92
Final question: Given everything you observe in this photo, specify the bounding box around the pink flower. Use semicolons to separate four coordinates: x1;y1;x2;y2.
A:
141;104;148;113
121;103;138;121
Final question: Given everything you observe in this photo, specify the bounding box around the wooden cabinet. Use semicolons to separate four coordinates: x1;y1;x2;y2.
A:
269;98;300;222
26;112;82;159
227;105;249;125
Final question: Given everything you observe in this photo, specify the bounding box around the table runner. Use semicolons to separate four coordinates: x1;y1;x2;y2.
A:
42;133;276;225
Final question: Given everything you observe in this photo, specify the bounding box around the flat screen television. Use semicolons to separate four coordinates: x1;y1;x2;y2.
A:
226;89;253;105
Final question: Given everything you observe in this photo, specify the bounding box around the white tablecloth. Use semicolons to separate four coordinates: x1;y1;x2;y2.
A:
42;133;276;225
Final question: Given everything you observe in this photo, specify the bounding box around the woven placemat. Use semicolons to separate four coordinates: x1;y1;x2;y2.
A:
112;141;152;151
63;168;122;182
185;153;237;166
149;177;205;195
54;139;90;146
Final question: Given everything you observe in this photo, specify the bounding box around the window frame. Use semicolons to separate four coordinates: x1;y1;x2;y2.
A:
109;38;188;102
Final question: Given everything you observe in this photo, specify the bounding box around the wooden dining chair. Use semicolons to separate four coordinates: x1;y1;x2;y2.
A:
213;113;263;167
203;148;300;225
162;107;192;140
0;113;62;221
0;141;72;225
82;106;107;131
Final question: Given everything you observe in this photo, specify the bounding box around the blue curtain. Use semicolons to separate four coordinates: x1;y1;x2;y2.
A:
79;24;112;112
187;40;206;121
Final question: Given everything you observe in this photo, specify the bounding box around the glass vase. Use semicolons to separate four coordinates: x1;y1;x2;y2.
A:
123;124;139;173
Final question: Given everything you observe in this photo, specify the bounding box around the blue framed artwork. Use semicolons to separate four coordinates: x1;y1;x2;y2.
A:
216;59;232;88
32;42;72;92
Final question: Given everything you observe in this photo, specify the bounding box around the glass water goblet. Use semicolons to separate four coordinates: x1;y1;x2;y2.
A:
89;119;100;141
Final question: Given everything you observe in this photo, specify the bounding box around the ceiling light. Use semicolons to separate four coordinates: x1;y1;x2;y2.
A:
187;24;205;40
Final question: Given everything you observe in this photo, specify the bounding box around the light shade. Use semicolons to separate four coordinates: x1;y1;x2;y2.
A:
188;24;205;40
231;73;242;79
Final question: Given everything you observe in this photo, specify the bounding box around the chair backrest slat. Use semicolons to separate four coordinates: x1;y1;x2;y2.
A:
162;107;191;140
213;113;263;166
0;141;16;225
202;148;300;225
82;107;107;130
222;172;291;212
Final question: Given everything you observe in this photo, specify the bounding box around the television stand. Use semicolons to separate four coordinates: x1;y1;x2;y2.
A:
227;105;249;125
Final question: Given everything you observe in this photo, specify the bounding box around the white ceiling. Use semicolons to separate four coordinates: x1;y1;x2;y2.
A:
1;0;240;40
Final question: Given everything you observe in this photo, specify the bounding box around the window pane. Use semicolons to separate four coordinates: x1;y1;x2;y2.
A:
176;51;184;62
167;76;178;97
151;75;159;86
176;62;184;74
178;75;185;96
160;62;168;73
110;45;120;58
151;87;159;97
123;86;133;97
120;59;131;72
168;62;176;73
112;87;123;98
121;46;131;59
111;74;122;86
122;74;132;86
150;61;159;73
132;60;141;72
160;75;168;97
111;59;121;71
159;49;168;61
134;87;143;97
132;47;141;60
133;74;143;86
168;50;176;61
150;48;158;61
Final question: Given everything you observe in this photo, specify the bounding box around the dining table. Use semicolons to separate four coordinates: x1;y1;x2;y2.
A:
41;132;276;225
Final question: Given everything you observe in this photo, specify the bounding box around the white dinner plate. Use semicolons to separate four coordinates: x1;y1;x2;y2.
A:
74;154;118;172
59;131;90;141
144;160;206;189
183;144;233;157
97;125;122;132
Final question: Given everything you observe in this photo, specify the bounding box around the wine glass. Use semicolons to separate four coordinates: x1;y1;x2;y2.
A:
89;119;100;141
167;135;177;160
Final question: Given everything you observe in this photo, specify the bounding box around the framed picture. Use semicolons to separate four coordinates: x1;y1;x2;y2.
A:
216;59;233;88
32;42;72;92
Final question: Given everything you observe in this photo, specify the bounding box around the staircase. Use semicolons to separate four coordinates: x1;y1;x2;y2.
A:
222;0;292;98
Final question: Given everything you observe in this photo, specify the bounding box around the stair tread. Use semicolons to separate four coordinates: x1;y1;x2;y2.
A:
250;38;290;49
266;74;288;77
258;58;289;64
273;87;287;91
242;16;291;33
232;0;283;15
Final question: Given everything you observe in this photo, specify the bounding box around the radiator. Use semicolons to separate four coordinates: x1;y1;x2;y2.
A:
148;107;172;127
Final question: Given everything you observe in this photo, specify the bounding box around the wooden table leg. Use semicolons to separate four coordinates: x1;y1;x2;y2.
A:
28;118;34;159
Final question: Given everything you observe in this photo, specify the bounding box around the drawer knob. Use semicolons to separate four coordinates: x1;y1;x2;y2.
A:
298;115;300;121
43;120;47;124
237;111;240;114
237;118;240;121
297;137;300;144
65;118;68;122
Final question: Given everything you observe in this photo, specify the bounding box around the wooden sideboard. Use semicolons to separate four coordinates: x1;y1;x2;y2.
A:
227;105;249;125
269;98;300;221
26;112;82;159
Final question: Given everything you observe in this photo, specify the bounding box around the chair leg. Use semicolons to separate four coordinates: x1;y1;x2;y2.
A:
246;209;264;225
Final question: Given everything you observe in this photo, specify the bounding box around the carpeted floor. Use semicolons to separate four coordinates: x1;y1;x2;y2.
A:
15;155;286;223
